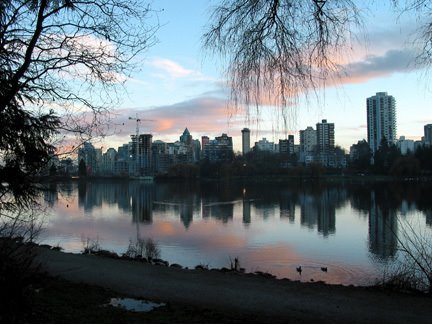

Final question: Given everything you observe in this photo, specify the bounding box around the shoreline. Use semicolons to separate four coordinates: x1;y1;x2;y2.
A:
39;243;378;287
35;246;432;323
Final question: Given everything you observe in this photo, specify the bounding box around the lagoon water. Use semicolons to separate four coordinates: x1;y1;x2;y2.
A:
40;179;432;286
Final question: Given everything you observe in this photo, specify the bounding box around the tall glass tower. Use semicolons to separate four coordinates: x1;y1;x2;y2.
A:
367;92;396;153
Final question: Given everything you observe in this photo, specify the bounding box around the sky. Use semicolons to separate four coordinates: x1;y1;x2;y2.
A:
94;0;432;153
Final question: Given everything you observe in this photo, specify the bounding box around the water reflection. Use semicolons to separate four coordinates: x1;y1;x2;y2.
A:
368;191;398;259
43;179;432;284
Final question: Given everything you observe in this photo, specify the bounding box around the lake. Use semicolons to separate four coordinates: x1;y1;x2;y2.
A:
40;178;432;286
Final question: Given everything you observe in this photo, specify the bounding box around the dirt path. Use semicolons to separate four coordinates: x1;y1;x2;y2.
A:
36;248;432;323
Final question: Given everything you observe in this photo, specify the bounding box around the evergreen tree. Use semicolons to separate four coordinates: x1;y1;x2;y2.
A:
78;159;87;177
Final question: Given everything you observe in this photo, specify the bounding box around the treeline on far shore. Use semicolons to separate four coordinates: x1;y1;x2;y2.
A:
42;155;432;183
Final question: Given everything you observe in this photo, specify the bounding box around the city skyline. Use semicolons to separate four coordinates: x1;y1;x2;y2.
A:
63;1;432;154
81;116;431;157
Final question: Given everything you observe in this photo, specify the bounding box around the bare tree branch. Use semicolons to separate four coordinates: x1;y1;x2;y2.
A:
203;0;362;124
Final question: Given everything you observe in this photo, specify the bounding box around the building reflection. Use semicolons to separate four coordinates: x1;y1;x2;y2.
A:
298;189;336;237
279;200;295;223
242;188;251;225
242;199;251;225
180;203;193;229
43;183;58;207
130;182;154;224
78;181;103;212
202;201;234;223
68;179;432;238
368;191;398;260
279;189;299;223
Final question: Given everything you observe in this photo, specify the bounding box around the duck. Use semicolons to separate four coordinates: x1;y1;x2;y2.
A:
321;267;328;272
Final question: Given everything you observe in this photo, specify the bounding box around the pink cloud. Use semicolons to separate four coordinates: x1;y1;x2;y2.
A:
251;48;420;104
331;49;418;86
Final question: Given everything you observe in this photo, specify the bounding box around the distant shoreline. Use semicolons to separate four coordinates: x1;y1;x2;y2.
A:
38;173;432;183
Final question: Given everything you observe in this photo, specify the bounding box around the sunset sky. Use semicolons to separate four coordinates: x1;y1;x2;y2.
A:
96;1;432;153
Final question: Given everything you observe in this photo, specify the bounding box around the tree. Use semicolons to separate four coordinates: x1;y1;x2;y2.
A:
1;0;157;210
204;0;432;124
78;159;87;177
389;156;421;177
373;138;401;174
203;0;362;122
350;140;372;171
415;144;432;173
49;163;57;176
1;3;157;318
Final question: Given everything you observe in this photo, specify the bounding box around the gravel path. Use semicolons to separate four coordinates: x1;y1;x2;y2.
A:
36;248;432;323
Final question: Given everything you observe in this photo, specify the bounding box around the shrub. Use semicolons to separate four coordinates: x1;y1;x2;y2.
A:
81;236;101;254
124;238;160;261
383;217;432;294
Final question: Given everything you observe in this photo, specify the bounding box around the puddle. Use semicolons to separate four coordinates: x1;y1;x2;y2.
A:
108;297;165;312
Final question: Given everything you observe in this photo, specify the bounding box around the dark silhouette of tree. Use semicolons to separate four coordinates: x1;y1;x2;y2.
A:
1;0;157;210
350;140;372;171
373;138;401;174
415;145;432;173
166;164;199;179
49;164;57;176
78;159;87;177
389;156;421;176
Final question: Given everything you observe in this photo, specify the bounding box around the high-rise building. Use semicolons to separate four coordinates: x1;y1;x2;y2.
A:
316;119;335;153
130;134;152;175
424;124;432;146
201;136;209;153
299;126;317;152
367;92;397;153
101;148;117;174
316;119;335;167
180;128;192;145
139;134;152;175
254;138;275;152
178;128;195;163
279;135;294;155
241;128;251;155
203;133;233;162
